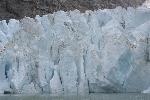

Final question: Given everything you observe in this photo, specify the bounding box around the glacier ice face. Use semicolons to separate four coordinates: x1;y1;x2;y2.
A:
0;7;150;94
143;0;150;8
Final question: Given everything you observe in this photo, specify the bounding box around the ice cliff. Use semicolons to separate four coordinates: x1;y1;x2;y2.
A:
0;7;150;94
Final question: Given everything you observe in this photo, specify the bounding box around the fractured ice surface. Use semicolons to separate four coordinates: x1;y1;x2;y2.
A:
0;7;150;94
143;0;150;8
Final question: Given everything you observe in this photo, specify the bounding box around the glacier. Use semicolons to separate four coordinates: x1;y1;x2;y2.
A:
0;7;150;94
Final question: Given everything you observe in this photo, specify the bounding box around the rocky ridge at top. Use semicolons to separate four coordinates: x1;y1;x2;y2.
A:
0;0;145;20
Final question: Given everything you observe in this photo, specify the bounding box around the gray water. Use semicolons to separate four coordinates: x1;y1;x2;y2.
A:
0;94;150;100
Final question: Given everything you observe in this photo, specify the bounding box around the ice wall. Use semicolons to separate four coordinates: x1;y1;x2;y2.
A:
0;7;150;94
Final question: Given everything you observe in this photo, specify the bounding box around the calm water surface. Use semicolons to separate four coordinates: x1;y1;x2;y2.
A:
0;93;150;100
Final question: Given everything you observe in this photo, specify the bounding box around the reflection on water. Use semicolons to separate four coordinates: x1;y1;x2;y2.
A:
0;94;150;100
